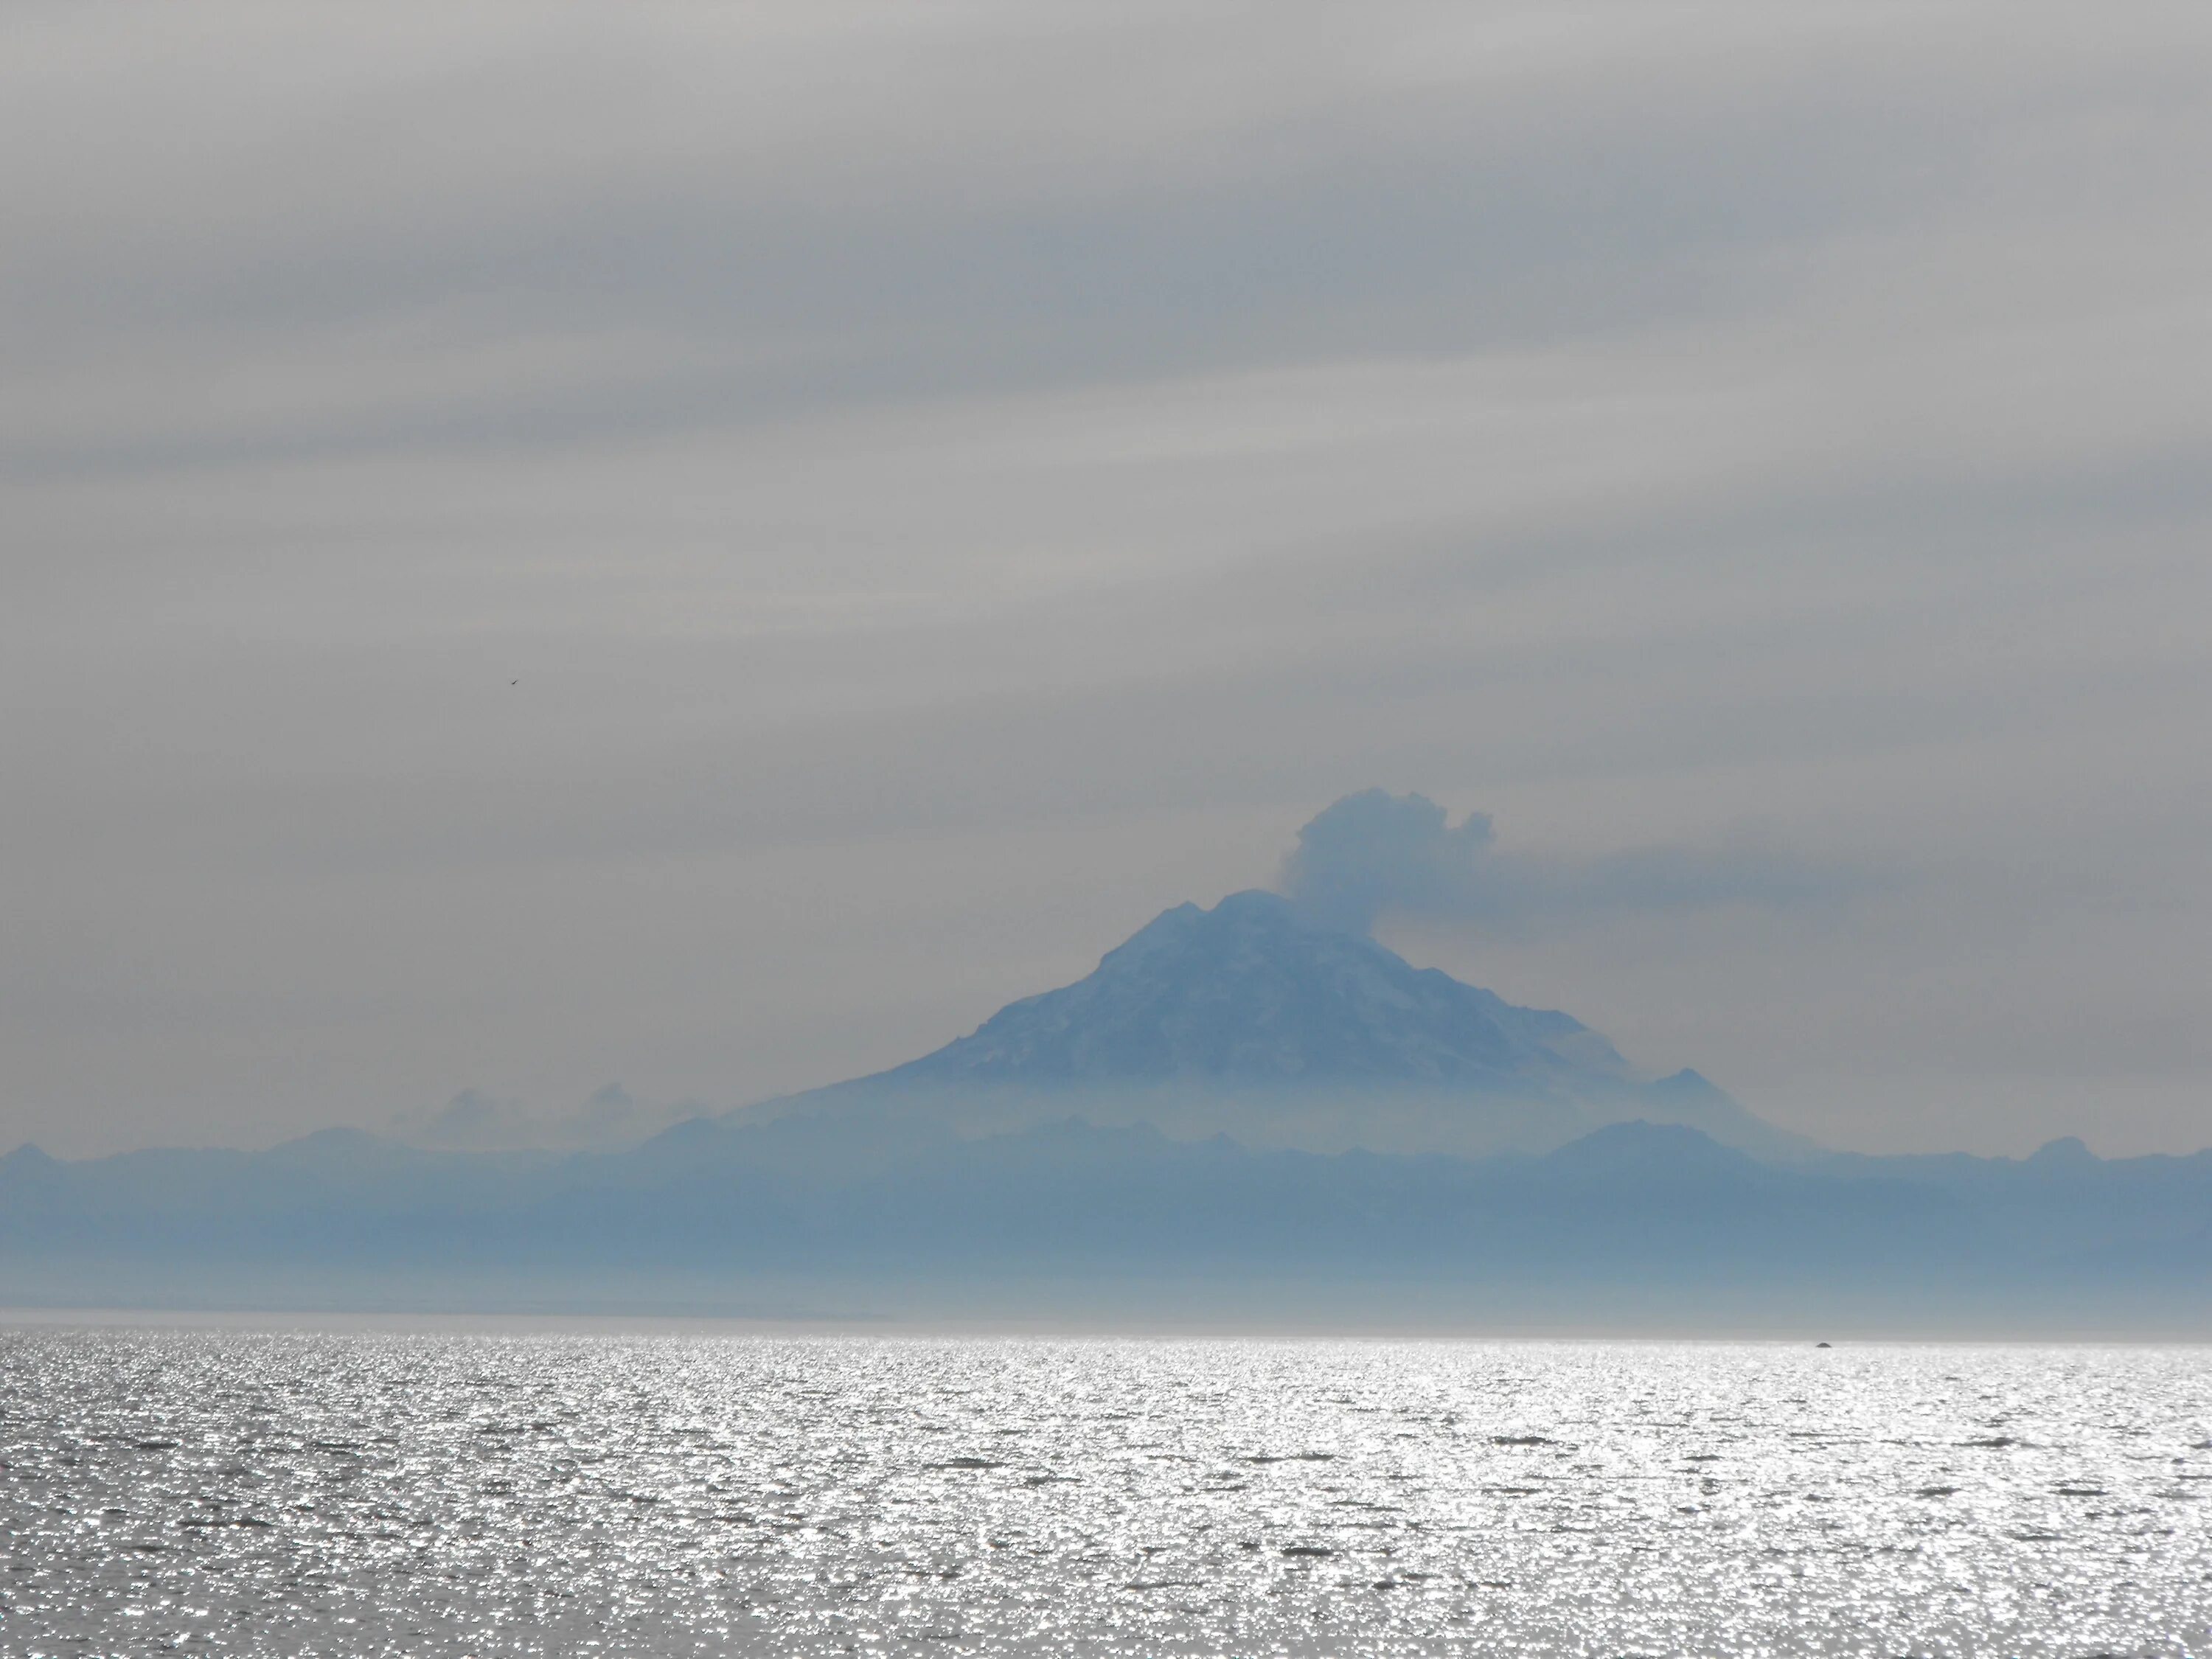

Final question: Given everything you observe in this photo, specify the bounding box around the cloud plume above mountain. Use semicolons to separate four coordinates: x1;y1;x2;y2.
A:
1280;790;1870;936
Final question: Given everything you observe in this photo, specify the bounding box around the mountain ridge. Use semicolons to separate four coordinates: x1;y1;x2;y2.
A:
742;888;1812;1159
4;1113;2208;1332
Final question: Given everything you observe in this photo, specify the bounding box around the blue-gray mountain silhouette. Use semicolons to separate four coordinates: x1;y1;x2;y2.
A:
7;1115;2209;1332
749;888;1806;1158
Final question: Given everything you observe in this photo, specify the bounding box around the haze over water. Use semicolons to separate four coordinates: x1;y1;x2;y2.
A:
4;1325;2207;1656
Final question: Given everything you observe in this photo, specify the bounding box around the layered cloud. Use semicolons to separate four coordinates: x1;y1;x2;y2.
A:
1;4;2206;1156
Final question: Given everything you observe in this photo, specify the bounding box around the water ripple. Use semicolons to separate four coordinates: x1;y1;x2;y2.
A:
0;1329;2207;1655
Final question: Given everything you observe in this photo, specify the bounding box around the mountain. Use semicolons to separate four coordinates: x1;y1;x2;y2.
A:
5;1116;2208;1333
745;888;1809;1158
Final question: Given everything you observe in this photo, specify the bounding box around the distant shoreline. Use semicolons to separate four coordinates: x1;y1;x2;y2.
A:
7;1304;2208;1346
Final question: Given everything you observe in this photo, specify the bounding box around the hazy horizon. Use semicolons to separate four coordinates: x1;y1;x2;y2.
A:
4;858;2194;1168
4;844;2197;1163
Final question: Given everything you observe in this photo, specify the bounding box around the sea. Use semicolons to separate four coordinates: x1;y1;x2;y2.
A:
2;1322;2207;1656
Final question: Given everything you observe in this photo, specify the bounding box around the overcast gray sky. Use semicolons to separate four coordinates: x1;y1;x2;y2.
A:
4;1;2207;1158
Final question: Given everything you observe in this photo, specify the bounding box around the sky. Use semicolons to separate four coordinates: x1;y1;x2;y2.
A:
2;1;2207;1159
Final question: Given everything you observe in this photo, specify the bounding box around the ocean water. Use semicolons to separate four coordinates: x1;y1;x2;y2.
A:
1;1326;2208;1656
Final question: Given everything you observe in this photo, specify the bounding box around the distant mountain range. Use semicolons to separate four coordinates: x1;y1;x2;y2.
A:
2;889;2205;1332
4;1113;2208;1332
